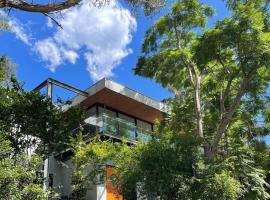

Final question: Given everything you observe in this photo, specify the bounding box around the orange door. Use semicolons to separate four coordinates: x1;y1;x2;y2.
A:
106;166;123;200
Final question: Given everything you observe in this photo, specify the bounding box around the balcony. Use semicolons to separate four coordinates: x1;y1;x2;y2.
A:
82;113;153;143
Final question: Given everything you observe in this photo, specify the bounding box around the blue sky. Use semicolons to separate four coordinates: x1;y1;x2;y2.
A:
0;0;228;101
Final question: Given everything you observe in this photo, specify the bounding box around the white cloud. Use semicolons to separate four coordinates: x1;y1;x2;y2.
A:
8;19;31;45
34;1;136;81
35;38;79;71
63;50;79;64
34;38;62;71
0;10;31;45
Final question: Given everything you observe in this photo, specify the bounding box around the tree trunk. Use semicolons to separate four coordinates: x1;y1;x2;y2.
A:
207;68;257;160
194;75;203;137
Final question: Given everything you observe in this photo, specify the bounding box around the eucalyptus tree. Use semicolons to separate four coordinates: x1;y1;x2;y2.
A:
135;0;270;160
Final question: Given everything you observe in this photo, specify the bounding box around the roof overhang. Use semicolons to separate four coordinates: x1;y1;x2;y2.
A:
67;78;168;123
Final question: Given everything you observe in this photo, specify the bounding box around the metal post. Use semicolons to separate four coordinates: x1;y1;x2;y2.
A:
32;78;88;195
47;79;53;100
43;80;53;191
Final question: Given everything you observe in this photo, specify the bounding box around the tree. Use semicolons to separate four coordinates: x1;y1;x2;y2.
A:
71;126;270;199
0;133;53;200
0;57;85;199
134;0;270;160
0;57;84;155
0;0;166;17
0;82;84;155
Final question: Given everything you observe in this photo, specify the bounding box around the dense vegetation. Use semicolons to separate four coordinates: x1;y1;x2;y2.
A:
0;57;83;199
0;0;270;199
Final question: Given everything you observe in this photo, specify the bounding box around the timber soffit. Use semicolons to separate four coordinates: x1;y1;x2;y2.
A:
63;78;169;113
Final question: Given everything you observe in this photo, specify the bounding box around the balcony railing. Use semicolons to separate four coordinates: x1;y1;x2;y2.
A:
82;114;152;143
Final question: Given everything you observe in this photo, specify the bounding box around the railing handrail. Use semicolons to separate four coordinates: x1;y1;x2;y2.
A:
81;114;153;143
96;113;152;134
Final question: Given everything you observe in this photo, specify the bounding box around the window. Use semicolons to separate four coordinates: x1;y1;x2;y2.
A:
84;106;97;125
98;107;118;134
118;113;135;125
118;113;136;138
85;106;96;118
137;120;152;132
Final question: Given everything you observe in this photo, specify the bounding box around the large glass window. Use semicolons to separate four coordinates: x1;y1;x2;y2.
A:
137;120;152;132
136;120;152;142
83;104;153;142
118;113;136;139
84;106;96;124
83;106;99;134
118;113;135;125
99;107;118;134
105;108;117;118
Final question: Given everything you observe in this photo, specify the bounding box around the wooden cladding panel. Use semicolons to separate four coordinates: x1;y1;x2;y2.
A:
80;88;165;123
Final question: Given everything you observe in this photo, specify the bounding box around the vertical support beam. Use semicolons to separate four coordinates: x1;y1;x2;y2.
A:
47;79;53;100
116;110;120;135
96;104;99;117
135;118;138;138
43;158;49;190
44;80;53;192
95;105;99;133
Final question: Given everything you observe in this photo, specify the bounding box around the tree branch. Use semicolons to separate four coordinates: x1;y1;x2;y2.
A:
172;19;203;137
43;13;63;29
2;0;82;13
209;67;258;160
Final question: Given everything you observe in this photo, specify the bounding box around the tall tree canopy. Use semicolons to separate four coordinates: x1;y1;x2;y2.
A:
135;0;270;160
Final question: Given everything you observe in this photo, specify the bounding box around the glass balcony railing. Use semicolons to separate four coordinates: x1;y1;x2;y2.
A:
82;114;152;143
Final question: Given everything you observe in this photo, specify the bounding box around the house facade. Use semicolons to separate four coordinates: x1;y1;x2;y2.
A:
41;78;168;199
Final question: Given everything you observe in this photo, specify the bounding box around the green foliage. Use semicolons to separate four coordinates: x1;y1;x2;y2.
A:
70;134;119;199
135;0;270;156
0;55;84;199
72;125;270;199
0;56;15;87
0;20;9;30
136;0;214;89
0;78;84;154
124;0;167;16
201;171;243;200
0;134;51;200
72;123;270;199
0;10;10;31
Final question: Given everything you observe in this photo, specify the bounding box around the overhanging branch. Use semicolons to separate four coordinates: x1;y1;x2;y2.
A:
1;0;82;13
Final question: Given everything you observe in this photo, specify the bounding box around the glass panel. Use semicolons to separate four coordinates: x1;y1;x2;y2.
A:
99;108;118;135
137;120;152;132
137;132;152;143
82;105;153;143
104;107;117;118
118;113;136;139
84;106;97;125
85;106;96;117
118;113;135;125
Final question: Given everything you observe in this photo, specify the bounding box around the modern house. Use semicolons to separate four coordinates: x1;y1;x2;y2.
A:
35;78;168;200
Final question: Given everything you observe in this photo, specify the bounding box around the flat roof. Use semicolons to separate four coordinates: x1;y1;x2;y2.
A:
64;78;168;123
